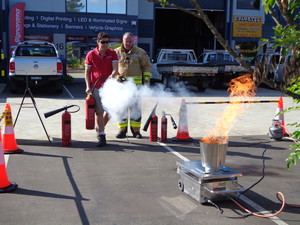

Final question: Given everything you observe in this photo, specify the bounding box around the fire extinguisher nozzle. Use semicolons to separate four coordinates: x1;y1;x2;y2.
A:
170;117;177;129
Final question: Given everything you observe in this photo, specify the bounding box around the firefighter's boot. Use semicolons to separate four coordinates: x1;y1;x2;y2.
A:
131;127;142;139
116;127;127;139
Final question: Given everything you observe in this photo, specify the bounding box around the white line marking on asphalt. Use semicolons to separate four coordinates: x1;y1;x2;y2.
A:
158;142;190;162
63;85;74;99
239;194;288;225
158;141;288;225
5;155;9;168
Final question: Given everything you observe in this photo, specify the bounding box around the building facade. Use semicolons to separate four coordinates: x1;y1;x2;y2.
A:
0;0;275;83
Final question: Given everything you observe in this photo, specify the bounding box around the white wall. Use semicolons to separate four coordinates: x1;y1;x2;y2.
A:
9;0;65;12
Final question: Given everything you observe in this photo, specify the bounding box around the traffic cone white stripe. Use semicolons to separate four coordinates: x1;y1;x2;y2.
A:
172;99;193;142
2;126;14;134
0;149;4;165
275;96;287;135
276;112;284;122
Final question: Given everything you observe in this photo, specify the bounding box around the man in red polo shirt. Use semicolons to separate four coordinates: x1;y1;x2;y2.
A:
85;32;118;147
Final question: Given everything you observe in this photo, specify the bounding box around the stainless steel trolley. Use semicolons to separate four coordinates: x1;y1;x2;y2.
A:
176;160;245;203
177;140;246;203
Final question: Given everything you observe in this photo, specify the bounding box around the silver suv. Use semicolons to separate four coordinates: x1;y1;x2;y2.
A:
9;40;64;93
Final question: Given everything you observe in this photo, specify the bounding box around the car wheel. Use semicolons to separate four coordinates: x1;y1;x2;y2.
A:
197;86;206;92
196;79;206;92
210;76;222;89
162;74;171;91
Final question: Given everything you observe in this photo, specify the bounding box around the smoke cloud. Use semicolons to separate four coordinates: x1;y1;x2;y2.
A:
99;78;190;122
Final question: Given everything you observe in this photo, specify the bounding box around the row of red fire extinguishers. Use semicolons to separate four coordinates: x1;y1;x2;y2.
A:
85;95;178;142
44;77;102;146
44;89;177;146
141;102;177;142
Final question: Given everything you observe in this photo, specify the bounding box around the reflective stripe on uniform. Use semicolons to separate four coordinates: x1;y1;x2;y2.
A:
143;72;151;82
125;75;142;84
130;120;141;128
118;120;128;128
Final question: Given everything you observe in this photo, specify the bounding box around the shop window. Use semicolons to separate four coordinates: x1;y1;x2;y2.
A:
237;0;260;9
66;0;126;14
66;0;86;12
108;0;126;14
87;0;106;13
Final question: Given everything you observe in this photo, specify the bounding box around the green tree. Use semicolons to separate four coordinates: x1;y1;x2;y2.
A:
263;0;300;168
148;0;300;167
66;0;85;12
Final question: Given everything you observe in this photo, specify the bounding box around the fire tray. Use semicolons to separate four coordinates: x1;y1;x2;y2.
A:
176;160;245;204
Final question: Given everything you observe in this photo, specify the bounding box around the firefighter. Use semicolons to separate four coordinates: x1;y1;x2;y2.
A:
115;32;152;139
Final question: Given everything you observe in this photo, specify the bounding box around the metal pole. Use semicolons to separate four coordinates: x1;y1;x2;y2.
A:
185;100;279;104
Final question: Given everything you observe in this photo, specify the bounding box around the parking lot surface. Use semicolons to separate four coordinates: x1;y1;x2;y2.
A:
0;79;299;225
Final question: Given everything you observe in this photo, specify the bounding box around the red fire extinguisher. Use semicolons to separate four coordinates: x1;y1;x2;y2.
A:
150;114;158;142
62;110;71;146
86;94;95;130
161;111;167;142
160;111;177;142
44;105;80;146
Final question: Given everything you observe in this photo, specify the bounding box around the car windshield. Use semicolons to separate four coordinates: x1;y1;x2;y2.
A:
16;46;57;57
162;53;188;62
209;53;233;61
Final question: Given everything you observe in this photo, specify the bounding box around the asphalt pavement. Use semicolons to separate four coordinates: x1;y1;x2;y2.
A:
0;77;299;225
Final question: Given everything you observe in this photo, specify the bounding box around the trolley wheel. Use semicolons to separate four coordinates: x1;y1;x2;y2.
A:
178;179;184;192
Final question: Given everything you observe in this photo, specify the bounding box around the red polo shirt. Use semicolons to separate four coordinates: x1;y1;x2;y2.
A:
85;47;118;88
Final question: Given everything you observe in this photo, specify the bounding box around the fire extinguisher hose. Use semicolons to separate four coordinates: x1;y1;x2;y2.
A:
44;105;80;118
165;114;177;129
90;77;109;94
67;105;80;114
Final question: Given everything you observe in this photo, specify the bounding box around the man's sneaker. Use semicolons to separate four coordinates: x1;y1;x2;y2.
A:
133;132;143;139
116;131;127;139
97;134;106;147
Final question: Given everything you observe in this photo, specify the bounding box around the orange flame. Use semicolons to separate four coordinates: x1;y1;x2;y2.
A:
201;74;256;144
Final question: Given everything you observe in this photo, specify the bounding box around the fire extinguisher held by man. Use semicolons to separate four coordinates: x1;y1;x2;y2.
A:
115;32;152;139
85;32;119;147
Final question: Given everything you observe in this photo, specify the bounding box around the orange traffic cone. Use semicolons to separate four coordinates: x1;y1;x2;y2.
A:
275;97;288;136
172;99;193;142
2;103;23;154
0;126;18;192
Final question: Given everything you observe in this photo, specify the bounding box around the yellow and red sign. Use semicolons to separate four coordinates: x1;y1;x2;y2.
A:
233;15;262;38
